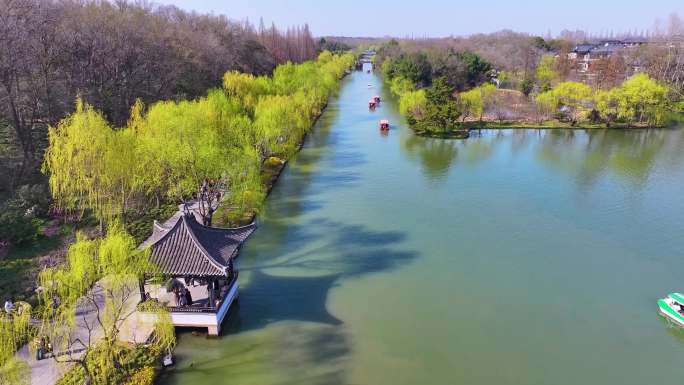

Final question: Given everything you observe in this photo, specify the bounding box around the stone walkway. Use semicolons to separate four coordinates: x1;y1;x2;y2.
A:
16;277;155;384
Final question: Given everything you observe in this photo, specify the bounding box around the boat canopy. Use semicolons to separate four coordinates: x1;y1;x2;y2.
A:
670;293;684;304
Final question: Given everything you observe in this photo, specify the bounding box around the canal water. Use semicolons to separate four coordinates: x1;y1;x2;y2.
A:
164;69;684;385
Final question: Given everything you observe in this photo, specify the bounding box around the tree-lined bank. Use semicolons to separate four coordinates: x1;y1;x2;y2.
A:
373;38;683;137
43;51;355;232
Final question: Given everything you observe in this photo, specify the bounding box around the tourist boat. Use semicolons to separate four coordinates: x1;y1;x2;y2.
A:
379;119;390;130
658;293;684;326
369;100;377;109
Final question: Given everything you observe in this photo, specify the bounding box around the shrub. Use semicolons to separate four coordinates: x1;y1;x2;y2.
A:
13;185;51;217
519;77;534;97
0;209;37;245
123;367;155;385
54;338;160;385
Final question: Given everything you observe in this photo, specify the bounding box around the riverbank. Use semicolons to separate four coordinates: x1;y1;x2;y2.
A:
413;121;677;140
213;99;336;227
456;120;669;130
411;119;676;139
413;128;470;139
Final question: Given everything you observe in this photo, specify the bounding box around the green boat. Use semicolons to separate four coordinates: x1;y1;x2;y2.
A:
658;293;684;326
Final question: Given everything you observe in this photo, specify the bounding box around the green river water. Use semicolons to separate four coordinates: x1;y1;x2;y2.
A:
163;69;684;385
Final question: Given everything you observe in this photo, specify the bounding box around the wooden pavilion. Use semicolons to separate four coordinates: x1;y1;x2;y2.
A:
140;212;255;335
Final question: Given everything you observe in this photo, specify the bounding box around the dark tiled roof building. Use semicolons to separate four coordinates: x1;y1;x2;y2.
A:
145;213;255;277
572;44;597;55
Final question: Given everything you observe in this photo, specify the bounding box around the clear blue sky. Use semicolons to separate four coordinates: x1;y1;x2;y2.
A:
155;0;684;37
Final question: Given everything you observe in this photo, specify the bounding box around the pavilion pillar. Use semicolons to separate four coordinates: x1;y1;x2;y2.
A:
208;279;216;309
138;276;146;303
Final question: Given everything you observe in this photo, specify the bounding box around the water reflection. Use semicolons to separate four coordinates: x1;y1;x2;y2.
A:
536;128;684;188
402;136;458;181
400;130;502;180
402;127;684;189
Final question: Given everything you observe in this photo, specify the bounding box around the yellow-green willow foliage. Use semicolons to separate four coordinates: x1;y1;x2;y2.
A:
390;76;415;96
458;84;496;121
38;222;153;325
594;88;620;126
43;98;141;225
135;90;252;200
254;93;310;159
222;72;272;115
535;74;671;127
535;91;559;123
387;75;428;125
399;90;427;121
44;51;354;226
0;302;32;385
38;223;173;385
0;357;30;385
612;73;670;126
535;55;559;93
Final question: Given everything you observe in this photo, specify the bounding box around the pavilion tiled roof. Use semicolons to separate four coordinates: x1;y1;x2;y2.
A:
144;213;256;277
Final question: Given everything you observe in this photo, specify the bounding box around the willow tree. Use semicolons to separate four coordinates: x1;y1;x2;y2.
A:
254;93;310;160
459;84;496;122
43;98;140;230
135;90;256;225
42;52;356;229
594;89;620;127
549;82;593;125
38;222;174;385
535;55;559;93
399;89;427;124
615;73;670;126
535;91;558;123
390;76;415;96
0;302;32;385
222;71;272;116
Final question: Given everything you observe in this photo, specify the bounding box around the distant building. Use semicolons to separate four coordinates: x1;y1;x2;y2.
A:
569;44;598;71
621;37;649;46
569;39;647;73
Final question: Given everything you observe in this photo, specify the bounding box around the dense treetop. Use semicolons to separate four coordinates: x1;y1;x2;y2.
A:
43;52;355;228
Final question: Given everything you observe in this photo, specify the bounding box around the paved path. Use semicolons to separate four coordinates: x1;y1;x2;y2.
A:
16;280;155;385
